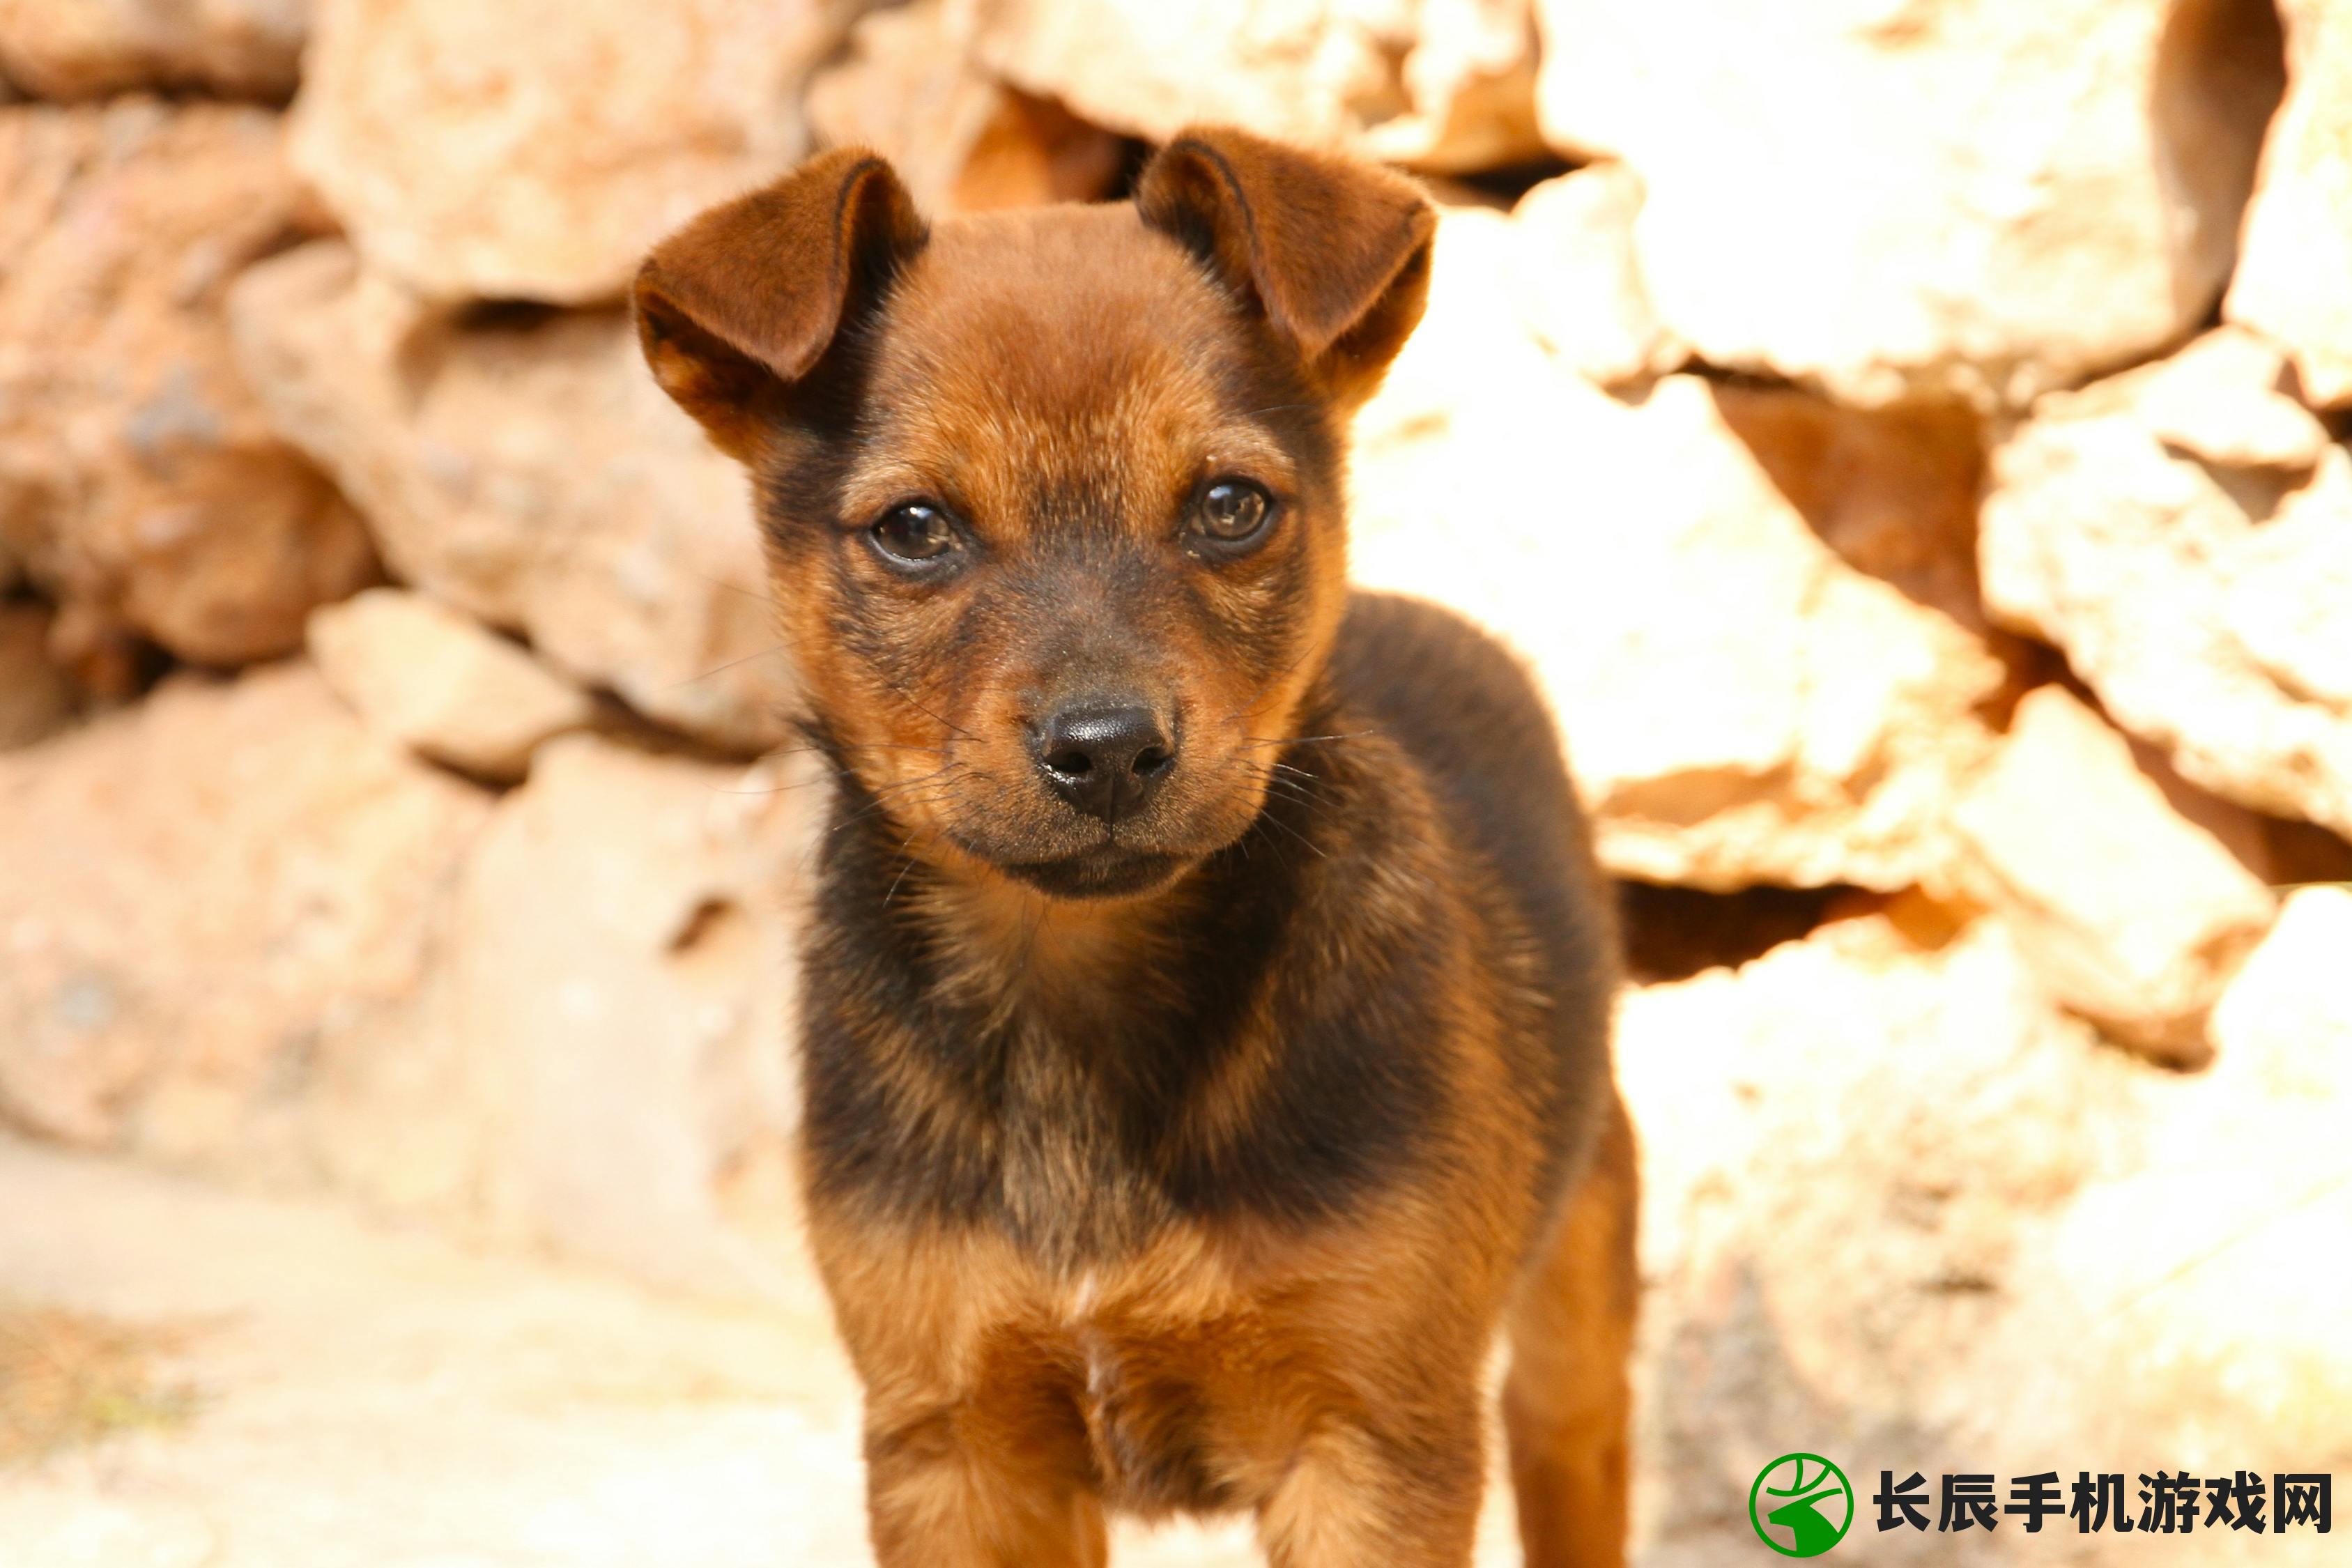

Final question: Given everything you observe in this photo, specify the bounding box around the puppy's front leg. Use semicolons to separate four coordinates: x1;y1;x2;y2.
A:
863;1401;1107;1568
1255;1411;1486;1568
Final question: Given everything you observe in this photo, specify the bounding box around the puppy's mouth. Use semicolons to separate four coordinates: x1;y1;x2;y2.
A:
992;843;1190;900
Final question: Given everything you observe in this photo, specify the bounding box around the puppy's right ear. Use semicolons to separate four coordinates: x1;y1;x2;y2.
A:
633;148;928;461
1137;126;1434;410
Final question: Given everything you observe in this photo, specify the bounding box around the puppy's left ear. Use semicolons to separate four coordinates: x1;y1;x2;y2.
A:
634;148;928;461
1137;125;1435;406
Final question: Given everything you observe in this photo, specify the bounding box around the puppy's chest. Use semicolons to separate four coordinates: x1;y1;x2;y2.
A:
807;959;1443;1268
1015;1265;1277;1516
981;1018;1189;1264
1054;1279;1232;1523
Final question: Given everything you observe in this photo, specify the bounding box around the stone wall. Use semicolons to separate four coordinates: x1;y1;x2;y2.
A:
1;3;2347;1561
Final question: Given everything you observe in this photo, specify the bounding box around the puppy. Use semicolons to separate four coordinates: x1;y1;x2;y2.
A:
635;125;1635;1568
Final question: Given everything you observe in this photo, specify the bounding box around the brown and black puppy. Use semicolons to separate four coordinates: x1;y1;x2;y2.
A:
634;126;1635;1568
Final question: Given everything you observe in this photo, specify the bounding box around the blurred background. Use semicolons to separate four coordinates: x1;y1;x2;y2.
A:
1;0;2348;1564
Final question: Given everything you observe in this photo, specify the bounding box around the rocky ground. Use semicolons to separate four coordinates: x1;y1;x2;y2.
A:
0;1133;1535;1567
0;1128;875;1568
3;1;2350;1564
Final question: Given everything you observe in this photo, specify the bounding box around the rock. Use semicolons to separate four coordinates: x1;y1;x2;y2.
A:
1504;163;1684;387
964;0;1545;174
431;734;811;1298
0;602;75;749
1532;0;2286;408
1621;916;2128;1556
307;587;592;782
2212;885;2352;1086
2123;726;2321;889
805;0;1128;214
2124;323;2335;470
0;661;492;1158
1981;887;2352;1502
231;243;793;753
1948;686;2275;1063
1351;210;2003;891
1708;381;1994;643
1981;328;2352;840
1624;912;2352;1563
2228;0;2352;406
0;100;375;669
288;0;840;305
0;0;306;101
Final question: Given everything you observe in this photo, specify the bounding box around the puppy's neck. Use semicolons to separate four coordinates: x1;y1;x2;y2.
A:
909;852;1199;1032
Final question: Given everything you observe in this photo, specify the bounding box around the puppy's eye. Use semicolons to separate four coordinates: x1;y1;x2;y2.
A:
869;503;962;569
1192;479;1276;549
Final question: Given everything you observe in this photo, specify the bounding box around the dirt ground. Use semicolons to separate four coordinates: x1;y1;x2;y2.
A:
0;1135;1530;1567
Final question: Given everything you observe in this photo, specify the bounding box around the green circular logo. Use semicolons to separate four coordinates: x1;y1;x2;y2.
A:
1748;1452;1854;1557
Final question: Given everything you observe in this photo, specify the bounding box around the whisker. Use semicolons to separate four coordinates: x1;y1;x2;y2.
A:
833;786;960;839
826;768;965;836
1240;730;1376;750
826;631;981;743
709;776;833;797
712;738;953;796
684;569;783;610
883;836;923;908
665;643;791;690
1217;645;1318;725
1255;809;1328;860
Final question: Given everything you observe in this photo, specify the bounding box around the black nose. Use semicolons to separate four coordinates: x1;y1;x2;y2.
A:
1033;703;1175;824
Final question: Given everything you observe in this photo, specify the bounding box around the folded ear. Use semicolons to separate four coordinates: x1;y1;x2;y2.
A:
1136;126;1435;405
633;148;928;461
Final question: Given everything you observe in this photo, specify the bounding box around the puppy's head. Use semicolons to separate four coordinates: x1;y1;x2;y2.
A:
636;128;1433;900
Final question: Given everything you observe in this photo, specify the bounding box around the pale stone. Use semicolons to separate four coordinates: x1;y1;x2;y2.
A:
0;0;305;100
287;0;839;304
440;734;811;1298
286;737;815;1282
1534;0;2286;408
964;0;1544;174
2229;0;2352;407
2123;726;2320;889
1624;912;2352;1563
2129;324;2335;470
1504;163;1684;387
2224;470;2352;712
1982;889;2352;1500
806;0;1128;214
1351;210;2003;891
1707;381;1996;643
0;601;75;749
0;662;491;1156
231;243;792;753
1622;915;2127;1555
307;587;591;782
1982;329;2352;838
2211;886;2352;1093
0;100;374;668
1949;686;2276;1063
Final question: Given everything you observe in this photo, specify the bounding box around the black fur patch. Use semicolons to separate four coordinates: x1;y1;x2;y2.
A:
797;592;1617;1268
